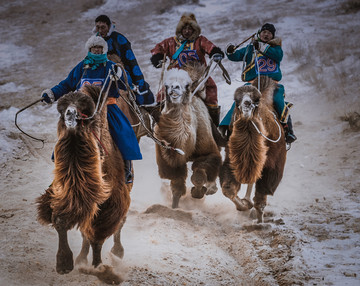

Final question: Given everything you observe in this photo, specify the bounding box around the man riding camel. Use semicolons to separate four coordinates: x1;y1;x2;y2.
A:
224;23;297;143
41;35;141;183
150;12;225;126
94;14;155;106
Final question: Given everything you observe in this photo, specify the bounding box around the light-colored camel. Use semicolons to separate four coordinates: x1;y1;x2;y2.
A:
155;63;222;208
36;85;131;282
220;76;287;223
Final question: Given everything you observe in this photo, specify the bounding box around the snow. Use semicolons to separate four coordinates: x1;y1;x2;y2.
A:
0;0;360;285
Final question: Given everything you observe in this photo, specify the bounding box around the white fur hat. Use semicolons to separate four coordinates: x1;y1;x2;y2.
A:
85;35;108;54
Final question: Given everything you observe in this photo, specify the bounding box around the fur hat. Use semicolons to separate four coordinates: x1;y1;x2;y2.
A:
175;12;201;41
260;23;276;37
85;35;108;54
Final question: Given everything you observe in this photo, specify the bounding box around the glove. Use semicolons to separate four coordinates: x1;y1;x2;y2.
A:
226;44;236;55
41;93;52;104
150;53;165;68
212;53;223;63
253;41;260;50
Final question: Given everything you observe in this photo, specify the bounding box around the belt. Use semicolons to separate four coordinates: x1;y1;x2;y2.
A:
107;97;117;105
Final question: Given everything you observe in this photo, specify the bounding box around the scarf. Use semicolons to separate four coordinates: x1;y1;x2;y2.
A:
172;40;188;60
83;52;108;70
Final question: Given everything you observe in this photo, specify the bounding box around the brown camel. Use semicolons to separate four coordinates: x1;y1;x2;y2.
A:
219;76;287;223
155;63;222;208
36;85;131;279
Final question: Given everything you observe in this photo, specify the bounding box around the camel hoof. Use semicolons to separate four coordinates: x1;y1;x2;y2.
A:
111;245;124;259
234;197;253;211
191;186;207;199
206;184;217;195
191;169;206;187
56;251;74;274
75;255;88;266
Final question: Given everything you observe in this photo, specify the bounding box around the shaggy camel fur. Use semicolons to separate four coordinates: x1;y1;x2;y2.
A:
36;85;131;279
155;63;222;208
220;76;287;223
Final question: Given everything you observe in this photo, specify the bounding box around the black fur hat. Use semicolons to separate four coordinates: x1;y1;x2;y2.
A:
260;23;276;37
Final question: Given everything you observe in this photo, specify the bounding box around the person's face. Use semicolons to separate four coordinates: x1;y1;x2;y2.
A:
95;21;110;38
181;25;194;39
90;45;103;55
259;30;274;42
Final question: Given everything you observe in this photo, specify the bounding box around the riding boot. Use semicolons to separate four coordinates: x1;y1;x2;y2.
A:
282;115;297;144
124;160;133;184
207;105;221;127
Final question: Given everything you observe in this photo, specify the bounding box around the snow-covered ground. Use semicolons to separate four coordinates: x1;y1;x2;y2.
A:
0;0;359;285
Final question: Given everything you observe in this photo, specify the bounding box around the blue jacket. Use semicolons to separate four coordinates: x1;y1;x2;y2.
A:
105;31;155;105
227;37;283;82
51;59;142;160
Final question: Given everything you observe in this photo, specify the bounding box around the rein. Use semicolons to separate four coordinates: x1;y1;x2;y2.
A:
77;111;109;155
113;64;185;156
15;98;45;146
250;112;282;143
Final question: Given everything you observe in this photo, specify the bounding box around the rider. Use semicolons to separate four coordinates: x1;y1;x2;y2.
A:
41;35;141;184
94;14;155;106
150;12;225;126
224;23;297;143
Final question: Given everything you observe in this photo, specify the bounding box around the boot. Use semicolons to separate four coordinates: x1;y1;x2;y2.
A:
283;115;297;144
124;160;133;184
207;105;221;127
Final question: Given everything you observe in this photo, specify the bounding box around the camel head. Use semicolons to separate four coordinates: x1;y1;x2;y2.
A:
234;85;261;119
57;90;97;129
164;69;192;105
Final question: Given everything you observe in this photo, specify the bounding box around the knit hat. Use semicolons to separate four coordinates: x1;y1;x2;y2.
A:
85;35;108;54
175;12;201;41
260;23;276;37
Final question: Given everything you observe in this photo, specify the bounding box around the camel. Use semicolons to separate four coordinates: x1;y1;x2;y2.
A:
219;76;287;223
155;63;222;208
36;85;131;280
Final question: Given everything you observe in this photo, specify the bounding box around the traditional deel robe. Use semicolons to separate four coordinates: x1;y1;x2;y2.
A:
104;27;154;105
151;35;218;107
51;60;142;160
222;37;292;125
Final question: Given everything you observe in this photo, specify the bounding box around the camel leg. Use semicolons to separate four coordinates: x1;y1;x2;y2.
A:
234;183;254;210
253;192;267;223
190;168;207;199
111;218;126;259
91;241;104;268
205;181;218;195
53;216;73;274
170;178;186;208
75;232;90;265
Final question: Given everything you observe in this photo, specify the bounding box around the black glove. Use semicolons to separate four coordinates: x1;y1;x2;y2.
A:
41;92;52;104
226;44;236;55
253;41;260;50
212;53;224;63
209;47;224;61
150;53;165;68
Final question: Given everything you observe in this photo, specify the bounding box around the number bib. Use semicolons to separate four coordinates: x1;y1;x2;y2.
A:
80;78;104;88
177;50;200;67
255;55;279;75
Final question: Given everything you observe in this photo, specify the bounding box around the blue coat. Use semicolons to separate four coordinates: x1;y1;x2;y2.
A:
227;38;283;82
51;60;142;160
105;31;155;105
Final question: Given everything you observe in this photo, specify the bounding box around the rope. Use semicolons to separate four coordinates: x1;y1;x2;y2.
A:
191;58;218;97
113;64;185;155
250;112;282;143
15;98;45;146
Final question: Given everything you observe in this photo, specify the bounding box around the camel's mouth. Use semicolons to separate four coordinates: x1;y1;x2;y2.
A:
64;105;78;128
